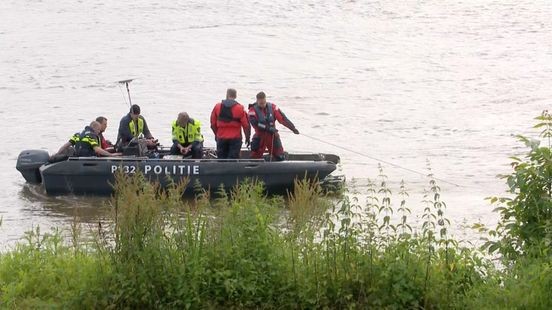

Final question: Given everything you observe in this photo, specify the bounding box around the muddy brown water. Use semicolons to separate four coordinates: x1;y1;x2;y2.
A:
2;0;552;246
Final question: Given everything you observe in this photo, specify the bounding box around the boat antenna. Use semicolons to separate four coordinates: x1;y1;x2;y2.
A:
117;78;134;107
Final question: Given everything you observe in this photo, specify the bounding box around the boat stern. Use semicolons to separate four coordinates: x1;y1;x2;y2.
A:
16;150;50;184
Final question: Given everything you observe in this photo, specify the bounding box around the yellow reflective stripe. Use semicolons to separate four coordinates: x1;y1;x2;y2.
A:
171;125;179;142
129;122;134;136
172;120;203;144
172;120;185;144
81;137;98;145
193;120;204;142
71;132;98;150
129;118;144;137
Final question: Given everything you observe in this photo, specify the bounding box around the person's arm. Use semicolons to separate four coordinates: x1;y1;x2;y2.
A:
84;133;113;156
274;104;299;134
118;117;131;143
240;108;251;142
194;120;204;142
172;140;187;154
56;141;72;154
171;123;185;152
142;117;153;139
248;108;260;129
210;104;218;136
94;146;120;156
171;122;180;145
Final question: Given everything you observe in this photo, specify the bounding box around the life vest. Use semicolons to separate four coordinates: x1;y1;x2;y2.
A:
99;133;109;149
71;126;99;157
172;119;204;145
218;100;242;124
253;103;275;129
128;117;144;137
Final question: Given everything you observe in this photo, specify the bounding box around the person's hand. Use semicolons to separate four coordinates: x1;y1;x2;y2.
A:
292;128;300;135
111;152;123;156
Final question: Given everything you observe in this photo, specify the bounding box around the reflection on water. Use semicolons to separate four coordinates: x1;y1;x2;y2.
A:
18;184;110;221
0;183;112;248
1;0;552;245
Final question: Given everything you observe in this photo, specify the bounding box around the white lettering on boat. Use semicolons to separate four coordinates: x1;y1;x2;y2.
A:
110;165;136;174
110;164;200;176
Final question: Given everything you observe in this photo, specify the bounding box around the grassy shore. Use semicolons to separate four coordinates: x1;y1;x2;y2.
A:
0;172;548;309
2;113;552;309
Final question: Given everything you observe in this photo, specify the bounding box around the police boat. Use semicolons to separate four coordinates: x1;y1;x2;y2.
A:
15;144;341;196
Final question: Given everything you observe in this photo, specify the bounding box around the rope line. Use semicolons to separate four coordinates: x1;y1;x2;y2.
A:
118;84;129;107
300;132;463;188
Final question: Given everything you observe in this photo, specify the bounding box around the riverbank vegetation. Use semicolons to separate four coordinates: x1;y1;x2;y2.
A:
2;112;552;308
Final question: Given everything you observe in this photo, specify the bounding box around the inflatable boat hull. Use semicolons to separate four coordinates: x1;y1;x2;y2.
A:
38;157;337;195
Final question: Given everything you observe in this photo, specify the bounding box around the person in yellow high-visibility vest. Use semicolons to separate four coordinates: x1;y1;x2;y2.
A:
170;112;204;158
116;104;157;148
53;121;121;160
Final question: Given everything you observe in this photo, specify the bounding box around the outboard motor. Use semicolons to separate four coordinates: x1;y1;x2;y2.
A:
16;150;50;184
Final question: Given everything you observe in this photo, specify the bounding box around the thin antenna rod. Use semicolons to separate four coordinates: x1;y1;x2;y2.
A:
118;78;134;108
125;82;132;107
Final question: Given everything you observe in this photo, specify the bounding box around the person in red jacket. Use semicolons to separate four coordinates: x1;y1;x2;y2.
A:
96;116;114;151
248;91;299;161
210;88;251;159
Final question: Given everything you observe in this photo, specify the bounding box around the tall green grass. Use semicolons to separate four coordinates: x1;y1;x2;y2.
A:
3;112;552;308
1;170;493;309
0;227;109;308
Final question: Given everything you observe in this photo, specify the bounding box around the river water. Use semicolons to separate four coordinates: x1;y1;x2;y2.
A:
1;0;552;245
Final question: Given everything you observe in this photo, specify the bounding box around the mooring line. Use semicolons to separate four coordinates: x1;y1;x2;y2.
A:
118;83;129;106
300;132;464;188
